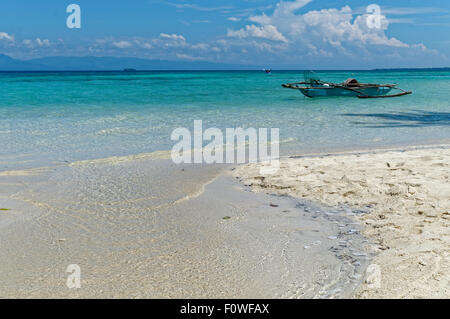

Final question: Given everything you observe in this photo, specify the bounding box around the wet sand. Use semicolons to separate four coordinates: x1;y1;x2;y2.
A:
0;156;369;298
235;145;450;299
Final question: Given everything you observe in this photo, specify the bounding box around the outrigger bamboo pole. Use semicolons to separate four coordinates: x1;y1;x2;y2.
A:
357;90;412;98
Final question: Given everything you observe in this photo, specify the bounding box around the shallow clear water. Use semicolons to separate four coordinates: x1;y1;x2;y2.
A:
0;70;449;170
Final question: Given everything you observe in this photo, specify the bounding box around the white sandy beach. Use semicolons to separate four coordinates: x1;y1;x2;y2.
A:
235;145;450;299
0;145;449;298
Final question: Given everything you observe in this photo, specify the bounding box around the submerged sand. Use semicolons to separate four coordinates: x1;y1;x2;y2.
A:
235;145;450;298
0;156;369;298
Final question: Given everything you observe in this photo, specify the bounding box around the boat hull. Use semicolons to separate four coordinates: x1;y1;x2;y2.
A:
299;86;393;98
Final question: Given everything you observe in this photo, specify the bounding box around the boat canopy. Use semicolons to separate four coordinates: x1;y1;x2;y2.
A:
343;78;360;87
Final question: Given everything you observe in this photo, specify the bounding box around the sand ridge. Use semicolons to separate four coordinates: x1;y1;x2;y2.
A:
235;146;450;299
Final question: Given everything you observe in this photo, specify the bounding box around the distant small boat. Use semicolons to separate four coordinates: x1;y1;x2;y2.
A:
264;68;272;74
123;68;137;72
282;71;412;99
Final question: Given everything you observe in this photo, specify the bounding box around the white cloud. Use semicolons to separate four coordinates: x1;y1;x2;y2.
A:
227;24;288;42
0;32;14;41
22;38;51;48
112;41;132;49
411;43;439;55
134;40;153;49
35;38;51;47
160;33;186;41
166;2;233;12
190;43;209;50
388;18;416;24
381;7;444;15
274;0;313;16
175;53;205;61
233;2;421;54
247;4;407;48
217;0;445;67
3;0;442;68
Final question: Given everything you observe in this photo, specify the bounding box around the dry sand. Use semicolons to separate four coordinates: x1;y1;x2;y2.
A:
235;145;450;299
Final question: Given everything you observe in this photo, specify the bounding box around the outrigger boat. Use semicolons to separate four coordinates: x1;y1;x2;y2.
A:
282;71;412;99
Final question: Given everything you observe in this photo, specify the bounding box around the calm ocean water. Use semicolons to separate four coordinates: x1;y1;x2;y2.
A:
0;70;449;170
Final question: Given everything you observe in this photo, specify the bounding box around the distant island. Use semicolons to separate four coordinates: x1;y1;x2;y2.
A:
373;67;450;71
0;54;449;72
0;54;255;71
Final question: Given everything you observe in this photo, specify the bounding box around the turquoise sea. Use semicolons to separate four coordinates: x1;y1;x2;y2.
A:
0;70;449;298
0;70;449;170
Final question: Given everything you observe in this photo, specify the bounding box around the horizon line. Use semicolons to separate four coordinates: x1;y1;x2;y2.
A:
0;67;449;72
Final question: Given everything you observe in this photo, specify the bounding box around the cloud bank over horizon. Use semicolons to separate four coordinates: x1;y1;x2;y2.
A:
0;0;448;69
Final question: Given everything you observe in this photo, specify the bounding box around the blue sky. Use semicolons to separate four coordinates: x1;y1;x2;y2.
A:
0;0;449;68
